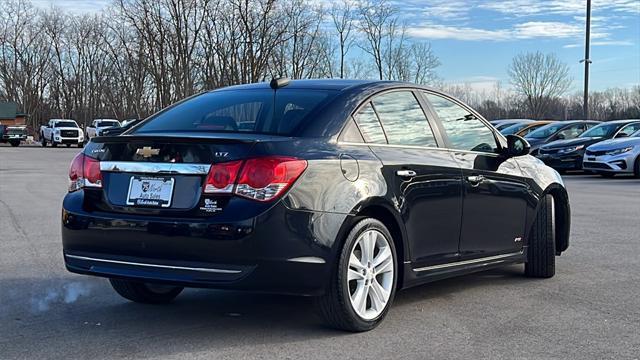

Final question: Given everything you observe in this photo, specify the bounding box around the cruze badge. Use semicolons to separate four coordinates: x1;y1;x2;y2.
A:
136;146;160;158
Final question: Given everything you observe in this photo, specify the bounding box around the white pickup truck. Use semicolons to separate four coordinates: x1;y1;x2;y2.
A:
40;119;84;147
86;119;121;140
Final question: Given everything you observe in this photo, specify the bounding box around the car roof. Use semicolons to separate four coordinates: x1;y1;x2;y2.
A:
601;119;640;124
212;79;443;93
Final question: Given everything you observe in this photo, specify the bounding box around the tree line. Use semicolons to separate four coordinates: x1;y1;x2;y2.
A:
0;0;638;132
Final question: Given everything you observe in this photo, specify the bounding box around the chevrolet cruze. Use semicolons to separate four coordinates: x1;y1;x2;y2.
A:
62;79;570;332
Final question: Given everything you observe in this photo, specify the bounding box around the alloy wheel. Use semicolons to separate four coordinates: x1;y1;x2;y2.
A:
347;229;394;320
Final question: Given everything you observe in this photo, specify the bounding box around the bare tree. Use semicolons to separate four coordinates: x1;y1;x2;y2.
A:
357;0;396;80
330;0;355;79
508;51;572;119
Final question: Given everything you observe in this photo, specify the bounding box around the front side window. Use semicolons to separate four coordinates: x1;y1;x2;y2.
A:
424;93;497;153
371;91;437;147
556;124;585;140
617;123;640;137
353;103;387;144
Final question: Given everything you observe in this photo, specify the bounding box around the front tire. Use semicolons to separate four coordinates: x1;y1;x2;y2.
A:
109;279;183;304
9;141;19;147
525;194;555;278
316;218;397;332
634;156;640;178
41;134;46;147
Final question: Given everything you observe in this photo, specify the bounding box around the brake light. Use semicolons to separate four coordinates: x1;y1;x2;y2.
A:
68;153;102;192
203;160;243;194
235;157;307;201
202;157;307;201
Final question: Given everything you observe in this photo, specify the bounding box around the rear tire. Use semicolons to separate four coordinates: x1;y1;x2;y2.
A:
109;279;183;304
315;218;397;332
525;194;555;278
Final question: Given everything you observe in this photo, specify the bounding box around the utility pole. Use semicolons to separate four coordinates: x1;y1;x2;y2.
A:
581;0;592;119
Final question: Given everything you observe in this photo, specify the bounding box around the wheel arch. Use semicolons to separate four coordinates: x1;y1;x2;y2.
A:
537;184;570;255
336;198;409;290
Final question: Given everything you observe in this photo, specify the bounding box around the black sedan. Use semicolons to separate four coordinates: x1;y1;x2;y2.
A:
537;119;640;171
62;79;570;332
524;120;600;154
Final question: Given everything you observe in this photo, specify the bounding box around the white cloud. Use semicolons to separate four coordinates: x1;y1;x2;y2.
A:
563;40;635;48
480;0;640;16
407;21;588;41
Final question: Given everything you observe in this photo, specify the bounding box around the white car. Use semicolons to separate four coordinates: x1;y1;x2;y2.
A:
40;119;84;148
86;119;121;140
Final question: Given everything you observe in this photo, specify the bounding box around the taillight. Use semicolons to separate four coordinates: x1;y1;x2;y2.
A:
68;153;103;192
203;160;243;194
235;157;307;201
202;156;307;201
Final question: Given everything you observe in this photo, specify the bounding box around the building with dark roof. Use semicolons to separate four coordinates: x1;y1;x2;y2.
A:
0;102;27;126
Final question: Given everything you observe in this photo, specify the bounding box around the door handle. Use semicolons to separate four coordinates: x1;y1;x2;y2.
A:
396;170;417;178
466;175;485;186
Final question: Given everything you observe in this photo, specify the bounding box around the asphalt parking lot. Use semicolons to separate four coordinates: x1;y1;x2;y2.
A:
0;145;638;360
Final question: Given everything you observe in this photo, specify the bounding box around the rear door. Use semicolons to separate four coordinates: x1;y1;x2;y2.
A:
353;90;464;266
421;92;529;258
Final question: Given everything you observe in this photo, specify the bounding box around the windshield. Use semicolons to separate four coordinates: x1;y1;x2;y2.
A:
54;121;78;128
134;89;336;135
501;123;529;135
579;123;619;138
97;121;120;127
526;123;566;139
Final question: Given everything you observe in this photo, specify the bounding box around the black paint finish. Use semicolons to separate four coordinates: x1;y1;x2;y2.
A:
62;79;570;296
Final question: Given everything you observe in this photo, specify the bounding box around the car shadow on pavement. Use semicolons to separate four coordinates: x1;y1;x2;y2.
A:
0;266;531;358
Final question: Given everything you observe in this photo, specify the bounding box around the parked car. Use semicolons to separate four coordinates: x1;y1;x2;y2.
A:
500;120;554;137
61;79;570;332
583;127;640;178
40;119;84;147
0;125;27;147
86;119;121;140
490;119;534;131
537;120;640;172
100;119;141;136
525;120;600;155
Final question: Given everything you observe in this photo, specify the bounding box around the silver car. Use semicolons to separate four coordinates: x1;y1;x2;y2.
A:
583;129;640;177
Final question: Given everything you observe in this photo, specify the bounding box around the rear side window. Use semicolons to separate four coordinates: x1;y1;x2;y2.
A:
354;103;387;144
134;89;335;135
372;91;437;147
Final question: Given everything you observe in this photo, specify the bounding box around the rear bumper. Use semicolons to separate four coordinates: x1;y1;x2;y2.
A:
62;191;336;296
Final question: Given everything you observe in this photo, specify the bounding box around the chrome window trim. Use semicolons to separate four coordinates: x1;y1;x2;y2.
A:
337;141;502;157
65;254;242;274
412;251;524;272
100;161;211;175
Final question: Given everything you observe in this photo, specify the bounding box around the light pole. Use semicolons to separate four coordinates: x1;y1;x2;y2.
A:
581;0;592;119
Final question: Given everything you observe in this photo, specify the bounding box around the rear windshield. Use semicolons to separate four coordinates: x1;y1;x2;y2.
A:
97;121;120;127
54;121;78;128
134;89;336;135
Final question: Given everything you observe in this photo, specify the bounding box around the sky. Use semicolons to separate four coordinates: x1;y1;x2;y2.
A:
33;0;640;92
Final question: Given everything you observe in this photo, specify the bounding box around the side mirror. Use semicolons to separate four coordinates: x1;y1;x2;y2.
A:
505;134;530;157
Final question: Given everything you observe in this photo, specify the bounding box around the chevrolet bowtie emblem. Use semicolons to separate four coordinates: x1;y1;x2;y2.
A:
136;146;160;158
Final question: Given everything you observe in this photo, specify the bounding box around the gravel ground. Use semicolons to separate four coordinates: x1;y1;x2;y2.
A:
0;145;638;359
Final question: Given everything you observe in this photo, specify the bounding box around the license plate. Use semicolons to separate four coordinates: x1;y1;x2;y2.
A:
126;176;174;208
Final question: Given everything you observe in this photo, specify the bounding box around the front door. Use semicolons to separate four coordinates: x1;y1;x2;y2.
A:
422;92;528;258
